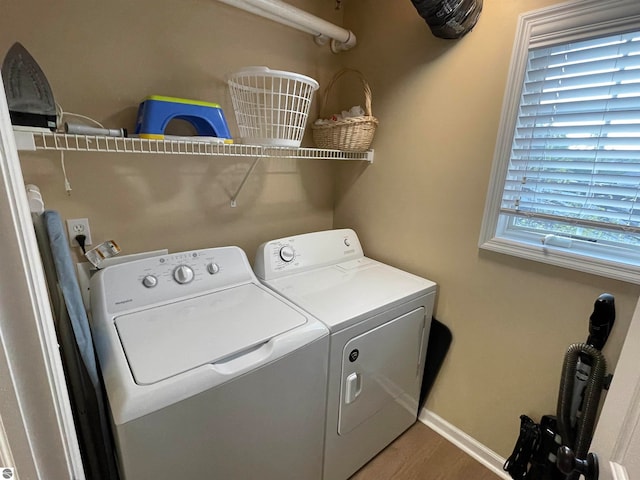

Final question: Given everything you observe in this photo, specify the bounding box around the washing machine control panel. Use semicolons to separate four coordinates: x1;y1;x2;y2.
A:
93;246;254;313
254;228;365;280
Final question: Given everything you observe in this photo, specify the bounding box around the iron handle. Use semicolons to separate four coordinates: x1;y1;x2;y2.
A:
557;446;599;480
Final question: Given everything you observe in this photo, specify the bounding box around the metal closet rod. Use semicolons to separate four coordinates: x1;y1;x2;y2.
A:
216;0;357;52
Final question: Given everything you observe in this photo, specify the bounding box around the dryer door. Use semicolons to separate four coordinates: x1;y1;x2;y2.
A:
338;307;426;435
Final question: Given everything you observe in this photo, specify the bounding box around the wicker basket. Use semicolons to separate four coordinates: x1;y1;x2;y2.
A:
312;69;378;152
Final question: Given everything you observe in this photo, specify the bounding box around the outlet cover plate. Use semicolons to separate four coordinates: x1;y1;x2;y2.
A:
66;218;92;248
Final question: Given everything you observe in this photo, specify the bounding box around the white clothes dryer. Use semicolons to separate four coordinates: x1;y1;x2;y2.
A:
254;229;437;480
90;246;329;480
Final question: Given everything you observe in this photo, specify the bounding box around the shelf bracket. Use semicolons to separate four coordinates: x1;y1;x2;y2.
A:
230;157;261;207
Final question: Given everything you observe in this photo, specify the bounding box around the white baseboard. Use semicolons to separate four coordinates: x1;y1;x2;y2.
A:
418;408;511;480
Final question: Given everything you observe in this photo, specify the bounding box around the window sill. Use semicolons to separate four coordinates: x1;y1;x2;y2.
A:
479;236;640;285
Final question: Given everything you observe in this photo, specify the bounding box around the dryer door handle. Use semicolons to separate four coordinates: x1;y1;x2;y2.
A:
345;372;362;404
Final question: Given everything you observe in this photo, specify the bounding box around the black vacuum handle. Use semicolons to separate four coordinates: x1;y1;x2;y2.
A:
557;446;599;480
587;293;615;351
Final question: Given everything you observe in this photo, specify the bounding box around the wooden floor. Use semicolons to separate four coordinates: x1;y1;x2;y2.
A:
349;422;503;480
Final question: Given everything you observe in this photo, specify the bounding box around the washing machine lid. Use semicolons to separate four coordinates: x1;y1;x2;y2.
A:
267;258;436;332
115;283;306;385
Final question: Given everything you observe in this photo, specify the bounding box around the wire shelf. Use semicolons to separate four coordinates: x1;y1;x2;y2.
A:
19;131;373;162
15;130;373;207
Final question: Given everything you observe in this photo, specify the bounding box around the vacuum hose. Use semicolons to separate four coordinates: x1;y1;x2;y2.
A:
556;343;606;479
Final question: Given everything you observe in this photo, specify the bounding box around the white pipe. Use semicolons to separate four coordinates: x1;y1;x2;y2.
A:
219;0;317;35
217;0;357;52
216;0;332;45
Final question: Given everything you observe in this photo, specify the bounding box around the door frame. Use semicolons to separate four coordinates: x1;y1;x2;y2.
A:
0;75;84;478
590;297;640;480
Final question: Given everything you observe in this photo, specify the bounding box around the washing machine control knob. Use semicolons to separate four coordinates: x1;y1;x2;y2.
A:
279;245;295;262
207;262;220;274
142;275;158;288
173;265;195;284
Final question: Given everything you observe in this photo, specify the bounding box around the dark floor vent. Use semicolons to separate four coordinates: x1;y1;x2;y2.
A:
410;0;483;39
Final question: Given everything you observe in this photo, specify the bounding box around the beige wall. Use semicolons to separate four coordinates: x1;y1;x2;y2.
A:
4;0;640;466
337;0;640;457
1;0;343;261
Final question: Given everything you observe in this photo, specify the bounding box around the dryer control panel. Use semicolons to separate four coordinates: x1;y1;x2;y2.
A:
254;228;364;281
91;246;254;314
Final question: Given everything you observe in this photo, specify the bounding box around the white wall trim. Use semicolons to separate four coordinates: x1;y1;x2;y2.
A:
610;462;629;480
0;72;84;478
0;413;15;472
419;408;510;480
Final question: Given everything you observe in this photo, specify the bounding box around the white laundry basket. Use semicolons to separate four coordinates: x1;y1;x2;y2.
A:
227;67;319;147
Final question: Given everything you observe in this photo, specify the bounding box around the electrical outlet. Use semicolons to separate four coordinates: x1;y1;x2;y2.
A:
66;218;92;248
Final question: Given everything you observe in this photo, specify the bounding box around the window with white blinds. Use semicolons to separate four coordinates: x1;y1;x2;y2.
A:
503;31;640;240
479;0;640;284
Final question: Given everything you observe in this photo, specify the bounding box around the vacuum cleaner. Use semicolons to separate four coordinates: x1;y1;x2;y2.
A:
504;293;615;480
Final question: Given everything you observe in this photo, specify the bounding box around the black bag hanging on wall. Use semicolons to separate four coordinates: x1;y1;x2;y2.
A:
410;0;483;39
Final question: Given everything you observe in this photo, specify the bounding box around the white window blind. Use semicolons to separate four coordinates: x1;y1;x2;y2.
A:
502;31;640;238
480;0;640;283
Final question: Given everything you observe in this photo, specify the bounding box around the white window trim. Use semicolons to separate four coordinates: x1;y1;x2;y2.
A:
479;0;640;285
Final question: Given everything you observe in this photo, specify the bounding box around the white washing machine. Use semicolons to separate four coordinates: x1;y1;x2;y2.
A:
254;229;437;480
89;246;330;480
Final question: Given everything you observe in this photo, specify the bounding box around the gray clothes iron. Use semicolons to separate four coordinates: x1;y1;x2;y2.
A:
2;42;57;130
